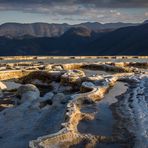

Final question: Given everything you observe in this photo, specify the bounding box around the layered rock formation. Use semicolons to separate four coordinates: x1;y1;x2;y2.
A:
0;59;148;148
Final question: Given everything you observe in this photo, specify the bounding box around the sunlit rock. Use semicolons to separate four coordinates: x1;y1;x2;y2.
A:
52;65;63;71
44;64;52;70
0;81;7;90
0;58;147;148
61;69;85;86
6;64;14;70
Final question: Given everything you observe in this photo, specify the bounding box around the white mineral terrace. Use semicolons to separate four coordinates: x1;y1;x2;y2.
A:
0;58;147;148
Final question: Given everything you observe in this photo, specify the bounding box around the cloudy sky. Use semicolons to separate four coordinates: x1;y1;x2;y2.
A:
0;0;148;24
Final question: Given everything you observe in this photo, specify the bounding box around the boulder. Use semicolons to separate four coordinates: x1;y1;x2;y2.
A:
17;84;40;103
61;70;85;86
52;65;63;71
80;82;95;92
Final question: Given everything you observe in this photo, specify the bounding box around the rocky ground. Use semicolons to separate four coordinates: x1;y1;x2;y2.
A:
0;57;147;148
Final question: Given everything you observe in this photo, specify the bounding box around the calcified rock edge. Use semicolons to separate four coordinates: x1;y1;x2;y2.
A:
0;57;148;148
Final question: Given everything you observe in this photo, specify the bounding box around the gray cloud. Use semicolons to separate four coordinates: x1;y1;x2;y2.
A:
0;0;148;8
0;0;147;24
0;0;148;14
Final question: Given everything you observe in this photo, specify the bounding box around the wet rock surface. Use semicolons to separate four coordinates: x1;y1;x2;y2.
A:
0;57;148;148
78;82;128;136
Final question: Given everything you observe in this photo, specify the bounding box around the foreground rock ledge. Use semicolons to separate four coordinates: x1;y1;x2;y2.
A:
0;61;147;148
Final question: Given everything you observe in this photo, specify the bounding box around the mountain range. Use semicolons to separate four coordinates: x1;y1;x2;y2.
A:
0;21;147;56
0;22;137;39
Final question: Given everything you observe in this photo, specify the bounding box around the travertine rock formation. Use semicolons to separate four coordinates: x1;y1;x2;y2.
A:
17;84;40;103
61;70;85;86
0;60;147;148
29;76;118;148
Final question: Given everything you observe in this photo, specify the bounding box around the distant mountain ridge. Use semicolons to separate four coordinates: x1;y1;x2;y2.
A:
0;22;137;39
143;20;148;24
85;23;148;55
77;22;137;30
0;20;147;56
0;23;70;38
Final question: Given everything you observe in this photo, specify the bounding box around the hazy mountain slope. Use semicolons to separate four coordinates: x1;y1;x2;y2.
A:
0;23;147;56
0;27;101;55
0;23;70;38
77;22;137;30
86;23;148;55
0;22;137;39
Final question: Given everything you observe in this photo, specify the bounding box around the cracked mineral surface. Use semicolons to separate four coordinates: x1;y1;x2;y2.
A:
0;56;148;148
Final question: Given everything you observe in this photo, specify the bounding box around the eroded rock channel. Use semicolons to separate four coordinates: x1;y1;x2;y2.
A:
78;82;128;137
0;60;147;148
